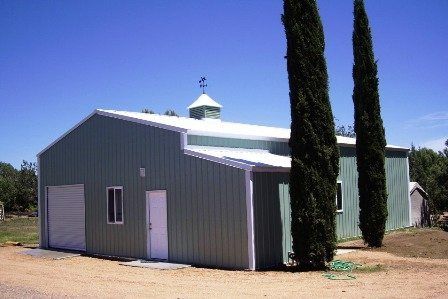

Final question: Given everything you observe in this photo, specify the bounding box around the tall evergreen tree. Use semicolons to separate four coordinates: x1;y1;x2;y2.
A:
352;0;388;247
282;0;339;269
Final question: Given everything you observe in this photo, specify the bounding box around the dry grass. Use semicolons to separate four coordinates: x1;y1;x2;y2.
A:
339;228;448;259
0;217;38;245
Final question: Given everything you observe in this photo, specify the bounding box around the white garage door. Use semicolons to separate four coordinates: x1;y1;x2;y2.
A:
47;184;86;251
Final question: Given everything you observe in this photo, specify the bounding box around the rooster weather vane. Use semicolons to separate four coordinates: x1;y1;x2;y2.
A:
199;76;207;94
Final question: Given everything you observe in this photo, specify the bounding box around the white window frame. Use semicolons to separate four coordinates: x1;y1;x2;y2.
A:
336;181;343;213
107;186;124;224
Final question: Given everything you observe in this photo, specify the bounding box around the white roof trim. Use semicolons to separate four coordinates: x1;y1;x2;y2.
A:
183;148;252;170
37;109;188;157
409;182;428;196
38;108;409;157
97;110;187;133
183;147;291;172
187;93;223;109
37;110;99;157
184;145;291;170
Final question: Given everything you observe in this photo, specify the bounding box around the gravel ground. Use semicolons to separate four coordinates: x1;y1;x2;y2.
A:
0;245;447;298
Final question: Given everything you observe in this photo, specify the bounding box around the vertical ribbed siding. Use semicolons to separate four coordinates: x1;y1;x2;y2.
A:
252;172;291;269
252;146;410;267
336;147;361;238
39;114;248;269
336;148;410;238
187;135;290;156
384;151;410;230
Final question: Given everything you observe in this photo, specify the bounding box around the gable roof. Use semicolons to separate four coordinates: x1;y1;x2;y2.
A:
409;182;428;196
38;109;409;156
187;93;223;109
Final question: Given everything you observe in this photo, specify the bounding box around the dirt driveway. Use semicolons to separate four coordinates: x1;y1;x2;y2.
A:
1;230;447;298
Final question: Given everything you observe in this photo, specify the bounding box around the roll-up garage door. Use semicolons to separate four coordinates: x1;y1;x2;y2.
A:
47;184;86;251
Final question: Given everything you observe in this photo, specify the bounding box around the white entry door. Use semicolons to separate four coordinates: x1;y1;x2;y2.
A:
146;190;168;260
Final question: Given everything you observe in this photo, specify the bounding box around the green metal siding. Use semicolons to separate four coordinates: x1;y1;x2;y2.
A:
252;147;410;269
188;135;290;156
252;172;291;269
39;114;248;269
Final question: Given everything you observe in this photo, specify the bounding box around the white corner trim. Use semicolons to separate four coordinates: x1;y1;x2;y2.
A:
180;132;188;150
245;170;256;270
406;157;412;227
37;156;42;247
183;148;252;171
44;186;49;247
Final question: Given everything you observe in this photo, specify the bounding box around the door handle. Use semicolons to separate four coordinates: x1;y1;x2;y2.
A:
149;223;152;230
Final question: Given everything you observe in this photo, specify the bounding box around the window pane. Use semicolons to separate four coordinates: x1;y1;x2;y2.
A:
115;189;123;222
336;183;343;211
108;189;115;222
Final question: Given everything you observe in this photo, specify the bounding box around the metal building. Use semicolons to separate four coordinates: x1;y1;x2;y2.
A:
409;182;430;227
38;93;411;270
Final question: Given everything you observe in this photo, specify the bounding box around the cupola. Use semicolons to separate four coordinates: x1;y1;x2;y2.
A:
188;93;222;120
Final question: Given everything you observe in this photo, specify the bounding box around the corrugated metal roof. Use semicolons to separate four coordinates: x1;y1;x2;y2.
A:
409;182;427;195
38;108;409;157
187;94;223;109
185;145;291;169
99;109;408;150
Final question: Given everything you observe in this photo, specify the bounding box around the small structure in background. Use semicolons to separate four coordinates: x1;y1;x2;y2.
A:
0;201;4;221
409;182;430;227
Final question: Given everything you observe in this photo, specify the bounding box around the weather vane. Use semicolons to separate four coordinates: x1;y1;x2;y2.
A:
199;76;207;94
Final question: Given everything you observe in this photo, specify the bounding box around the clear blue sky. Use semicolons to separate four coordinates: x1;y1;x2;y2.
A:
1;0;447;168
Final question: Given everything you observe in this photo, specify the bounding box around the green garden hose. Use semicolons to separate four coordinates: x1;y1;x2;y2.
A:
323;260;362;280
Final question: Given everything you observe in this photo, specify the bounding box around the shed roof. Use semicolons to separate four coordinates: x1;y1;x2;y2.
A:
185;145;291;171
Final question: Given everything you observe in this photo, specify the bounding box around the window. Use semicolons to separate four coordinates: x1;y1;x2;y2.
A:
336;181;343;212
107;187;123;224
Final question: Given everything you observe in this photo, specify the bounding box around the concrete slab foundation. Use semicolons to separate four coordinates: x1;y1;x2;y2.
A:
120;260;191;270
21;248;81;260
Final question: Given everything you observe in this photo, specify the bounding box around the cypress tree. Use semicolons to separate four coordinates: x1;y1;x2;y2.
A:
352;0;388;247
282;0;339;269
